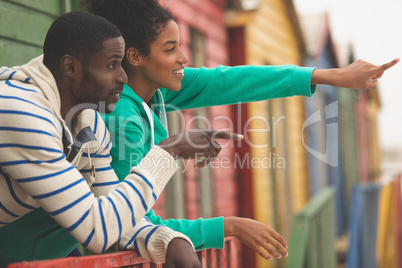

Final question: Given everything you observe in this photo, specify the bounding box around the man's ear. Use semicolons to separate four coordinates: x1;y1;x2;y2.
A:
60;55;81;78
126;47;142;66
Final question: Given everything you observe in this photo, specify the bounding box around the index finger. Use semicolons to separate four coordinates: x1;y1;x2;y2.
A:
209;130;244;140
378;57;399;71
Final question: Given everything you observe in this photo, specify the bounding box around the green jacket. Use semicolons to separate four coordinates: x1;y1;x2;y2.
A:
103;64;316;250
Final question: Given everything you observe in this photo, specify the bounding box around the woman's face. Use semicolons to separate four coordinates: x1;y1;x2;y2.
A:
139;20;189;91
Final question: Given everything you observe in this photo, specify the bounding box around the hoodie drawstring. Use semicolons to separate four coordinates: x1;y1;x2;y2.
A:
142;102;155;148
157;89;169;137
88;147;95;186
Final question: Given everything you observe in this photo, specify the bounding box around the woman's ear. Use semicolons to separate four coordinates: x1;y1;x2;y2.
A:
126;47;142;66
60;55;81;79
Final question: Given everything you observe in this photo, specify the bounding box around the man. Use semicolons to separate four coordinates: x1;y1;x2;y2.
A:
0;12;238;267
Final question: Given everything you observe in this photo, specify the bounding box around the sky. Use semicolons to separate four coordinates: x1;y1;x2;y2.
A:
293;0;402;149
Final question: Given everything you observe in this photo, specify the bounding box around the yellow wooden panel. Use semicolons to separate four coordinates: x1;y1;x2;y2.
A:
225;9;255;28
246;25;300;65
377;182;397;268
248;101;274;225
271;99;292;239
246;27;300;64
252;14;294;48
248;100;275;268
284;97;309;213
244;0;301;66
241;0;305;266
257;3;299;48
270;99;291;268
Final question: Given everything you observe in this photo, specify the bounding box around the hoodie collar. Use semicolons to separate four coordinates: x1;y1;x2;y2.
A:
121;84;169;142
0;55;63;122
0;55;99;162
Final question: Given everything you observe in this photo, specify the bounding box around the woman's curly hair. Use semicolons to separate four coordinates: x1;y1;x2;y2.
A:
81;0;174;57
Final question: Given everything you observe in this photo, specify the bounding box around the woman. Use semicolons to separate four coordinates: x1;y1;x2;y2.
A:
82;0;398;261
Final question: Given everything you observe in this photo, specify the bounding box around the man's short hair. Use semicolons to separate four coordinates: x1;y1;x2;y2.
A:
43;11;122;69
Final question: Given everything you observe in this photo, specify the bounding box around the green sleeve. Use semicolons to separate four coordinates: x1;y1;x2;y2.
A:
103;98;149;182
145;210;225;250
162;65;317;111
109;124;145;181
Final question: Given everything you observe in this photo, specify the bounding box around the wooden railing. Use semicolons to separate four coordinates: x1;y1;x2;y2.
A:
286;187;337;268
347;183;381;268
7;237;237;268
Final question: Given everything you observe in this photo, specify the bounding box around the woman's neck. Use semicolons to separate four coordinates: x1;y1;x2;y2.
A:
127;75;158;103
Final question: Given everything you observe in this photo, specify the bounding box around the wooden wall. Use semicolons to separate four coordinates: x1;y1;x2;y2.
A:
227;0;308;267
160;0;240;224
0;0;65;66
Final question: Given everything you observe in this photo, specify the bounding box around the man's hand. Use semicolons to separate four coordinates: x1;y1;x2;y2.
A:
224;217;288;261
158;129;244;167
311;58;399;90
165;238;201;268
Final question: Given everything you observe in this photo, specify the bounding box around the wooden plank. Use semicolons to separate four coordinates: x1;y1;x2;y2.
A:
71;0;85;12
245;0;301;66
198;250;208;268
0;1;81;68
286;97;310;215
228;239;238;268
5;0;61;16
7;238;238;268
248;100;275;268
270;99;286;240
7;251;155;268
376;181;397;268
0;1;56;47
287;187;336;268
164;111;186;219
286;214;308;268
217;244;227;267
194;106;215;219
297;186;334;218
347;183;381;268
338;89;359;222
0;38;42;66
355;92;370;183
207;249;218;268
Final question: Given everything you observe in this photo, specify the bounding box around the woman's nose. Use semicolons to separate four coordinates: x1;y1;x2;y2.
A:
178;49;189;64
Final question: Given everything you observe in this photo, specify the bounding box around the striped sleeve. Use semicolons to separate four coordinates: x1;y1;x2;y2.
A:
78;112;194;261
118;217;195;264
0;83;179;255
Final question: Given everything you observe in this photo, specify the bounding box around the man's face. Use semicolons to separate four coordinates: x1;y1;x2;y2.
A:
73;36;127;113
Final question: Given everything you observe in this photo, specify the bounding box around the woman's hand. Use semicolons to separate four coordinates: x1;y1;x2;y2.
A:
311;58;399;90
224;217;288;260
